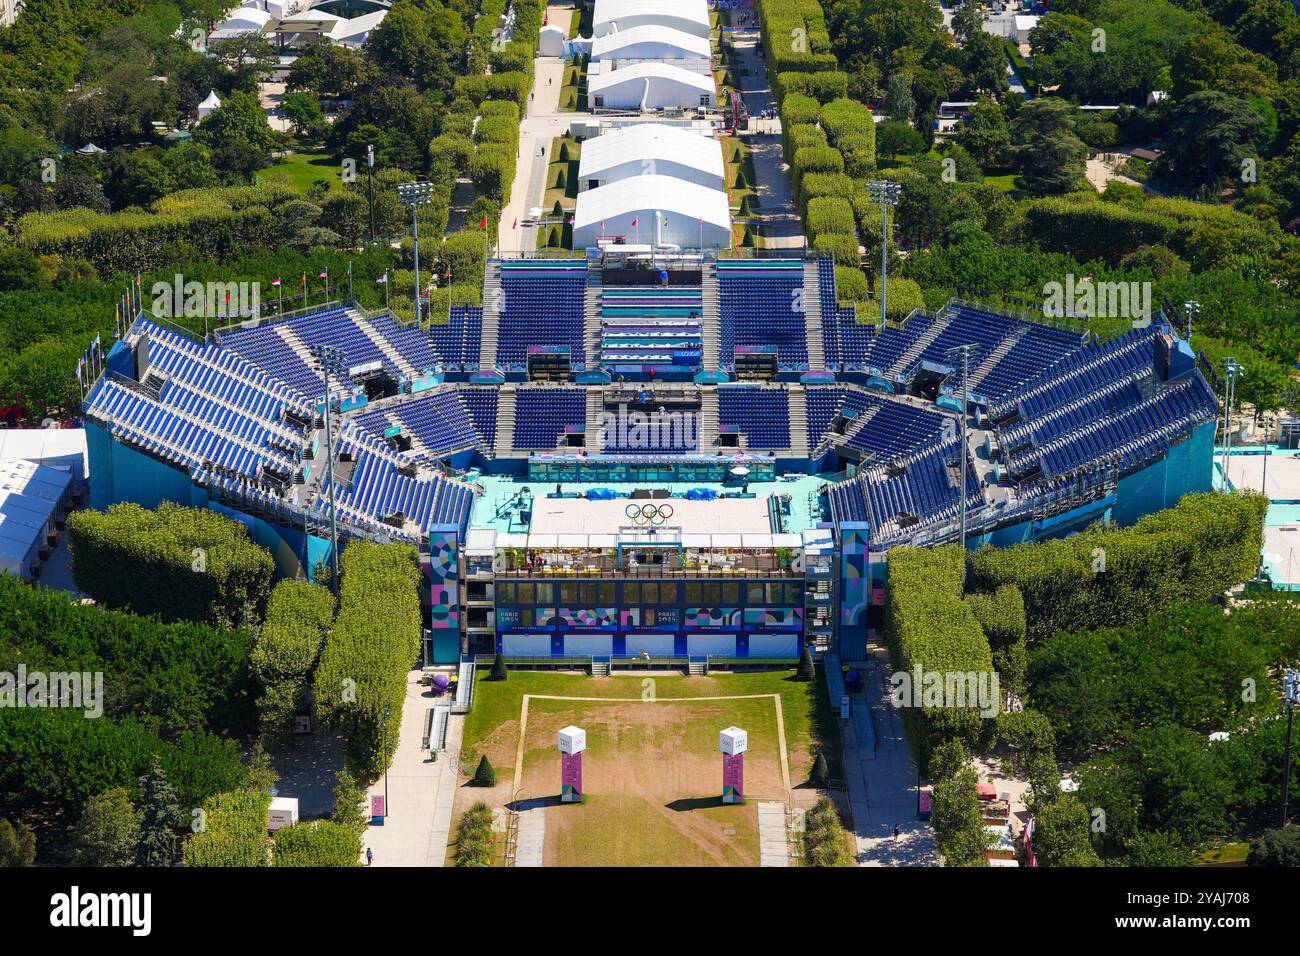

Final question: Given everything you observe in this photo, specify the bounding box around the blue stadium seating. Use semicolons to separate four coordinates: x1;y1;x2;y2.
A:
717;385;790;449
432;306;484;370
354;389;481;459
716;260;808;368
460;387;500;447
495;261;588;370
513;387;586;449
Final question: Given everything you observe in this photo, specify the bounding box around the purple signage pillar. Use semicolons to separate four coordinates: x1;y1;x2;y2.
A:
722;751;744;804
561;750;584;803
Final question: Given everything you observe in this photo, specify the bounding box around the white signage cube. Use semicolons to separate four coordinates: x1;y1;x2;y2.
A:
719;726;748;756
558;725;587;754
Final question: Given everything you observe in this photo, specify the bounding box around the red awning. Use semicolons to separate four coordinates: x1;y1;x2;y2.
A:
976;783;998;801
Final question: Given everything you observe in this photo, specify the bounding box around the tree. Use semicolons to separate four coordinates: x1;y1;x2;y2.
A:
876;120;926;159
956;98;1012;170
60;62;174;149
206;35;280;92
1018;132;1088;196
797;646;815;681
1032;793;1102;866
928;741;991;867
280;91;325;139
951;2;983;44
198;90;279;156
72;787;141;866
885;74;915;124
331;770;369;835
135;760;186;867
963;32;1010;97
474;755;497;787
1247;827;1300;866
811;752;830;786
1160;91;1267;190
0;819;35;867
490;653;508;681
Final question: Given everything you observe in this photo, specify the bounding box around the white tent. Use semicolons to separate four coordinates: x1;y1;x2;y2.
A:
196;90;222;119
573;174;731;250
587;61;716;111
591;24;712;63
0;460;72;582
592;0;710;39
539;23;567;57
578;123;725;192
210;6;272;39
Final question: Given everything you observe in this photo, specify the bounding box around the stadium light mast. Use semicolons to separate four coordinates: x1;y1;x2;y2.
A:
398;181;436;324
366;144;376;246
1182;300;1200;343
864;181;902;331
947;344;974;547
311;343;346;594
1221;357;1243;492
1282;669;1298;828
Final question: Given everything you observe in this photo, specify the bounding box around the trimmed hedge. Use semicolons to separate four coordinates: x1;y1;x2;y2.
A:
312;541;423;781
67;502;274;630
251;580;335;741
272;820;361;866
800;171;856;203
811;233;860;267
182;788;272;867
806;196;856;241
454;801;495;866
884;546;995;773
969;492;1269;644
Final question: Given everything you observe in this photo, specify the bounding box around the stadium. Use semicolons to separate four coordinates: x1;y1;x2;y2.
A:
82;253;1220;664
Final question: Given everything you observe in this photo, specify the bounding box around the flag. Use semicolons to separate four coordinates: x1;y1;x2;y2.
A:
630;217;638;227
512;218;517;230
478;217;488;230
301;274;307;287
376;273;388;284
566;216;574;225
271;277;282;287
75;359;83;386
444;266;451;280
318;270;328;279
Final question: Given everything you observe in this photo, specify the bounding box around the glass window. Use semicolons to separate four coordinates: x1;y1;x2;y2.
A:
598;583;615;605
643;608;657;626
520;608;534;627
536;583;553;605
623;582;641;604
579;583;598;605
560;582;577;604
784;582;803;605
498;582;516;604
659;583;679;604
722;582;741;605
642;582;659;604
704;583;723;605
766;582;783;604
517;582;535;605
684;582;702;605
747;582;765;604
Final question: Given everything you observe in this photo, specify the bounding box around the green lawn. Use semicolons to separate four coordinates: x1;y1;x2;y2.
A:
259;151;342;194
1198;842;1250;865
463;667;841;784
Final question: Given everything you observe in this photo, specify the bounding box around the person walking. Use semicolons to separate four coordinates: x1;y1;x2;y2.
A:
893;825;900;841
365;847;374;866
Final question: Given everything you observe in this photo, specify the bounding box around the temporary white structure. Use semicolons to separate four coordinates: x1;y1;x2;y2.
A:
573;175;731;250
592;0;710;39
196;90;222;119
587;61;716;110
591;24;711;63
577;124;725;192
0;459;73;582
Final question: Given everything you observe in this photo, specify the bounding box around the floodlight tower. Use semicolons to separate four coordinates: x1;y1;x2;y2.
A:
864;181;902;330
1282;669;1298;828
1182;300;1200;343
398;181;436;323
946;344;975;547
366;144;376;245
310;343;345;593
1221;357;1243;491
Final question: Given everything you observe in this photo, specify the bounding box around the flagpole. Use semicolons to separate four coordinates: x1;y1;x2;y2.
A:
384;271;390;311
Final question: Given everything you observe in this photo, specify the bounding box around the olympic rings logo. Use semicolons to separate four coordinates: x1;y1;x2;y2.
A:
625;503;675;526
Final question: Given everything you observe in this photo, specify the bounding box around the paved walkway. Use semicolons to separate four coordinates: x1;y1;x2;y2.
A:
845;649;941;866
730;34;802;248
514;799;548;866
362;670;464;867
758;801;790;866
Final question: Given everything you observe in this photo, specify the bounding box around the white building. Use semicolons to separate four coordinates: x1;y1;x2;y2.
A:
592;0;710;40
578;124;725;192
196;90;222;120
573;174;731;250
0;0;24;28
587;61;716;111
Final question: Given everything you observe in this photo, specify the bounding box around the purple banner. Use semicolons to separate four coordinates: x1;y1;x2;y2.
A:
562;750;583;802
722;751;744;803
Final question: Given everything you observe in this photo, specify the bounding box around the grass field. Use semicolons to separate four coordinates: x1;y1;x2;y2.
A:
260;151;341;194
451;669;840;866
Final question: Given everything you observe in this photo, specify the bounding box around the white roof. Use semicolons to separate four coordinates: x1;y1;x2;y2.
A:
1014;14;1040;29
198;90;222;110
587;60;716;96
0;460;72;568
591;24;712;60
214;7;272;32
574;174;731;230
578;124;723;181
328;9;386;40
0;428;87;478
593;0;710;35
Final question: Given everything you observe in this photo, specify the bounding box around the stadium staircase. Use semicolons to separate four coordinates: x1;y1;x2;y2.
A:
699;386;720;452
688;656;709;676
585;390;606;454
787;384;811;457
273;324;319;380
349;308;419;379
479;261;503;370
802;262;826;369
966;326;1027;393
887;314;951;377
701;263;721;368
493;384;519;457
829;403;882;454
379;409;437;461
584;261;603;365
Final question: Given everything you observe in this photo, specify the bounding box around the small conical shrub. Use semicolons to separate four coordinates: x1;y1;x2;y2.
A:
733;168;748;189
797;646;815;681
559;141;571;162
554;167;567;188
739;195;754;217
547;226;561;247
811;752;830;786
552;199;564;216
490;653;508;681
741;225;755;247
733;146;743;163
474;755;497;787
